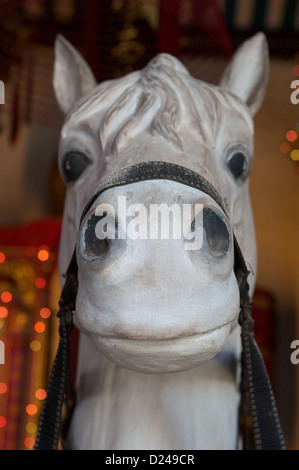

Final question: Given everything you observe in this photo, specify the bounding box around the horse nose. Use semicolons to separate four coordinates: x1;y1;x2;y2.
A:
79;204;231;261
201;207;231;258
80;213;110;259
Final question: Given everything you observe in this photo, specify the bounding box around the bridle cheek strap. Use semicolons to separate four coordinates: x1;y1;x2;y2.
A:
34;252;77;450
234;241;286;450
34;161;286;451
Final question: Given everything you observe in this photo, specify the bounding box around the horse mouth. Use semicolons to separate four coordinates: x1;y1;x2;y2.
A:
91;321;236;373
97;319;234;343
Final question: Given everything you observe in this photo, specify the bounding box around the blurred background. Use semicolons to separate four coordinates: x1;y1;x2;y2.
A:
0;0;298;450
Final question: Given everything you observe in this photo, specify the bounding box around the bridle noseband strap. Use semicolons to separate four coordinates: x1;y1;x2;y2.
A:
34;161;285;451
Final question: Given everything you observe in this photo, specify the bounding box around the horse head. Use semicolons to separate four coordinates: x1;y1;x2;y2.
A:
53;33;269;375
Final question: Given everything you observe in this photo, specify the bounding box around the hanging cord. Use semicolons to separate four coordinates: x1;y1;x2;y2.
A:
233;238;286;450
34;253;77;450
238;296;286;450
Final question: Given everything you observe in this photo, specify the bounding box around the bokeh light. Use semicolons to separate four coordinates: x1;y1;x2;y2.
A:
30;340;41;352
35;389;47;400
26;422;37;434
280;142;291;154
286;130;298;142
294;65;299;76
290;149;299;161
0;383;7;394
0;416;7;427
26;404;38;416
15;313;28;330
24;436;35;449
0;307;8;319
1;291;12;303
37;249;49;262
40;307;51;319
35;278;46;289
34;322;46;333
0;252;5;263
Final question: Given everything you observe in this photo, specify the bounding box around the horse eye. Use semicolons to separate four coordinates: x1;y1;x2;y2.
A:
62;151;91;184
227;151;247;180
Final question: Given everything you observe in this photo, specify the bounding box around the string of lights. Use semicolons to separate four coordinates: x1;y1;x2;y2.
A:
0;220;61;450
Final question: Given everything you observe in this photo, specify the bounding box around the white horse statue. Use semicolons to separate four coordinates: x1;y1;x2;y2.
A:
49;33;271;450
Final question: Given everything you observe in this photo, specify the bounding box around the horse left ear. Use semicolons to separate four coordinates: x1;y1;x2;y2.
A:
53;35;97;115
219;32;269;116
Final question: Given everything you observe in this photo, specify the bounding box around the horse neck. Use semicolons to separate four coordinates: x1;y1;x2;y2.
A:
68;329;241;450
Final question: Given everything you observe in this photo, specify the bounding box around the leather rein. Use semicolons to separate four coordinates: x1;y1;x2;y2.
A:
34;161;286;450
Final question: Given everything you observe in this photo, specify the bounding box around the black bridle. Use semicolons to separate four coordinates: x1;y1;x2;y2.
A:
34;161;286;450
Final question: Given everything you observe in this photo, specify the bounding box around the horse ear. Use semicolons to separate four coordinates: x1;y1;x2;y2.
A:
53;35;97;114
219;32;269;116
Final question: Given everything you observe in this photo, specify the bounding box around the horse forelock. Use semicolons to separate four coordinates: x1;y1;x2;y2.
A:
62;54;252;156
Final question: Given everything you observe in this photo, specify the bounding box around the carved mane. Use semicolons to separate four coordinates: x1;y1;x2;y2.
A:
62;53;252;156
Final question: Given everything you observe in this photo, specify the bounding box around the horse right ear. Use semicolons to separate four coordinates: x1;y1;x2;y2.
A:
219;32;269;116
53;35;97;115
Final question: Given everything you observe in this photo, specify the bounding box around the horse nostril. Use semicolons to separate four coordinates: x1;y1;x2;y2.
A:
203;208;230;258
83;214;110;259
